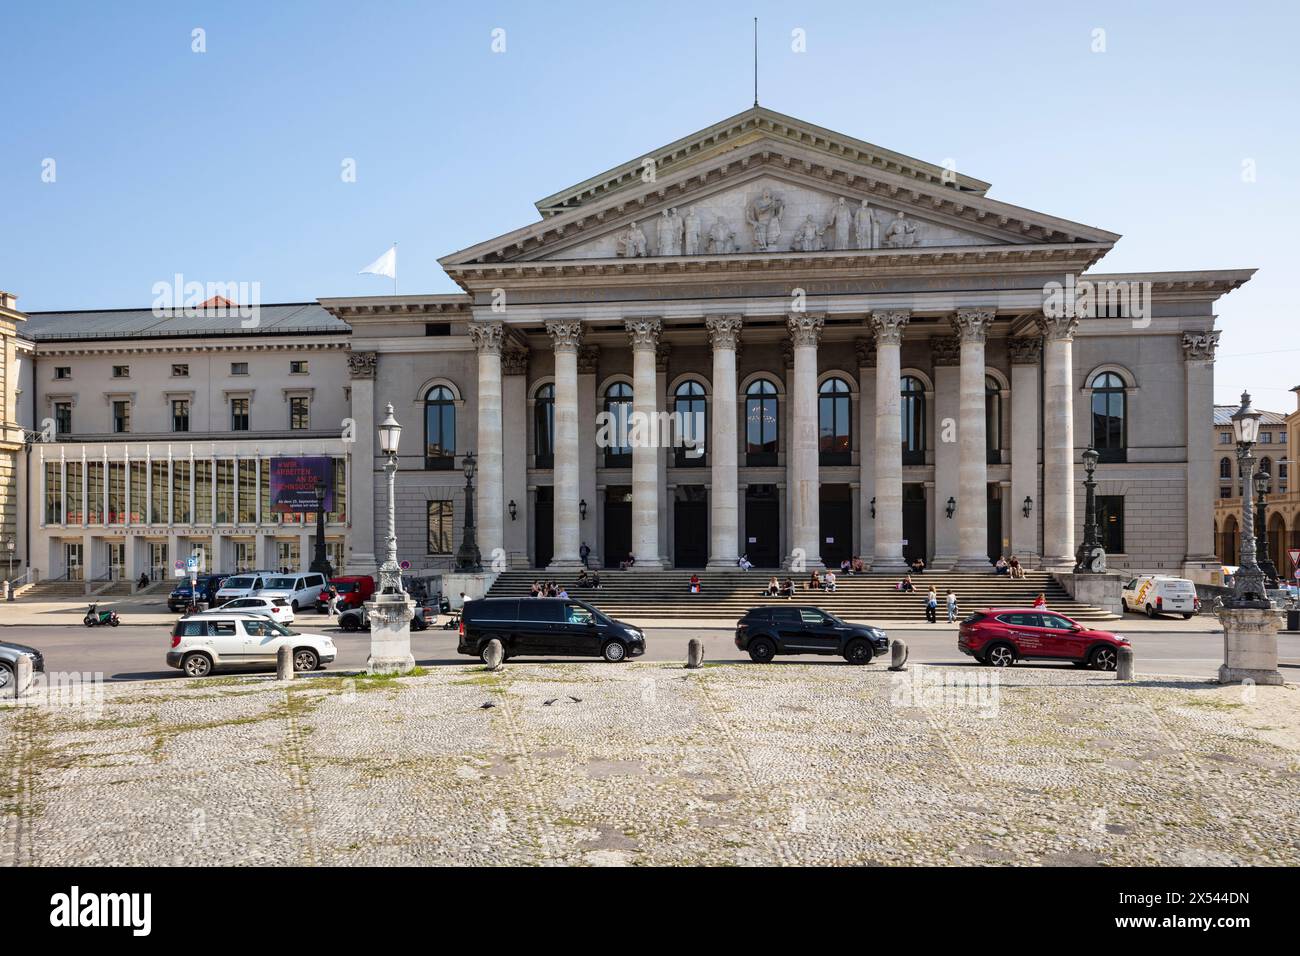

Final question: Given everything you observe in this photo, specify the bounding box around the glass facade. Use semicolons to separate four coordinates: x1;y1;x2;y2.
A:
65;461;83;525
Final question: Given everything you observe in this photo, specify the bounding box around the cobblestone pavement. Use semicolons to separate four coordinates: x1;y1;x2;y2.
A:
1;663;1297;866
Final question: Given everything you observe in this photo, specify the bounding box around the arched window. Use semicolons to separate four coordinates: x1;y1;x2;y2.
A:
986;375;1003;464
603;382;633;467
423;385;456;470
1220;457;1232;480
1090;371;1126;462
818;377;851;465
745;379;779;466
901;375;926;465
673;380;707;467
534;384;555;468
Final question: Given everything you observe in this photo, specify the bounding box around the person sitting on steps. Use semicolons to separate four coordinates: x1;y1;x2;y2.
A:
898;574;916;593
737;554;753;571
910;556;926;575
1008;554;1025;580
995;555;1010;576
808;570;823;591
779;577;795;598
824;569;837;592
765;575;780;597
689;573;702;594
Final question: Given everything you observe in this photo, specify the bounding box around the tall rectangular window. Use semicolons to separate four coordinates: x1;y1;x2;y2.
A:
174;460;191;524
44;462;62;524
172;400;190;432
260;458;272;524
230;398;250;432
107;462;125;524
328;458;346;523
427;501;453;554
238;460;257;524
130;461;147;523
1097;495;1125;554
86;461;103;524
151;461;169;524
290;396;310;430
54;402;72;437
194;460;212;524
216;460;234;523
65;461;83;524
113;400;131;433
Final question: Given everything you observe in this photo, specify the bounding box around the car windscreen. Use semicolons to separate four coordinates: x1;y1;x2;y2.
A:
264;577;296;590
223;577;254;589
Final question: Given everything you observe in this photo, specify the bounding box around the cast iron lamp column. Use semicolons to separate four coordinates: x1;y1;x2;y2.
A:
1228;394;1267;607
455;452;483;573
376;403;406;598
368;403;414;674
1074;446;1105;573
1253;469;1280;588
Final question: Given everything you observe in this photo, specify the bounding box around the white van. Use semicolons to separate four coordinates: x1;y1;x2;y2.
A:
1121;575;1200;619
255;572;328;611
166;613;336;677
213;572;276;604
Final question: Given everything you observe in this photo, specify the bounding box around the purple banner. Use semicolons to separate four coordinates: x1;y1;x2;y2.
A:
269;457;334;513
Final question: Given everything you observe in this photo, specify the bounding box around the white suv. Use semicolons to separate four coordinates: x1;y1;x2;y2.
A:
213;573;276;604
210;595;295;624
256;572;328;611
166;613;336;678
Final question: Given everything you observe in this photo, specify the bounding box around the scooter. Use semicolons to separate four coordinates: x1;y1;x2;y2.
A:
83;603;120;627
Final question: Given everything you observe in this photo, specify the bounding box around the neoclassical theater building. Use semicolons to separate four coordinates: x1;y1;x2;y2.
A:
327;108;1251;580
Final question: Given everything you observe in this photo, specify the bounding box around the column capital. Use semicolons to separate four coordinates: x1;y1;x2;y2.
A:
624;316;663;351
870;309;910;346
577;345;600;375
787;312;825;348
930;335;961;367
1035;315;1078;342
951;308;996;343
545;319;584;353
347;351;378;379
501;345;529;375
468;320;506;354
1008;337;1042;365
704;314;743;350
1182;330;1221;363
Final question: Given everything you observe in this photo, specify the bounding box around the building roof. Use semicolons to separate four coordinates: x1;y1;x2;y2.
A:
20;302;348;342
1213;404;1288;426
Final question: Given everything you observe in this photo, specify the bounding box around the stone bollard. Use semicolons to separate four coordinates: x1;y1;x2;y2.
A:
1116;646;1134;681
482;638;504;671
11;654;33;699
686;638;704;669
888;639;909;672
276;644;294;682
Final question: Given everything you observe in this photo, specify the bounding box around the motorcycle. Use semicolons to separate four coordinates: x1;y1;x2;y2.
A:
84;603;120;627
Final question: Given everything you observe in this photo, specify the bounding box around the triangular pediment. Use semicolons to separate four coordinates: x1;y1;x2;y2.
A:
439;111;1119;272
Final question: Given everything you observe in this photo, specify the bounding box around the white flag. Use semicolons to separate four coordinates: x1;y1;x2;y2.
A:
359;245;396;279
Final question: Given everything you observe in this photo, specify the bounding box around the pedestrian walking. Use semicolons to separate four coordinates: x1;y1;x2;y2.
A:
579;541;590;568
946;589;958;623
925;587;938;624
326;584;339;618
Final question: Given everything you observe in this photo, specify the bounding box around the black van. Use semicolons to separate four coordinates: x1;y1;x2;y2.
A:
458;597;646;663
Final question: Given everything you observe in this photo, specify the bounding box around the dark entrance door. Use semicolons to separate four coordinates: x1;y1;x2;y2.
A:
902;484;927;564
744;484;780;568
818;484;852;567
987;483;1003;563
674;486;708;568
533;487;553;569
603;486;631;569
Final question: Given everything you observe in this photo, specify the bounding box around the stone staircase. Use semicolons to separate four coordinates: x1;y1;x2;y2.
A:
485;568;1113;622
15;579;89;600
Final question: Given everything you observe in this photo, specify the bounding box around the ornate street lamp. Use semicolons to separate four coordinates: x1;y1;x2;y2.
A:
376;403;405;597
1227;391;1267;607
1074;446;1105;573
309;467;333;579
455;451;483;573
1253;469;1280;588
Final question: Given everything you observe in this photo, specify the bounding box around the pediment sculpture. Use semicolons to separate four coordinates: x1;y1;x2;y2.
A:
656;208;682;256
881;210;917;248
616;220;649;257
746;188;784;251
683;207;702;255
791;214;824;252
707;217;736;255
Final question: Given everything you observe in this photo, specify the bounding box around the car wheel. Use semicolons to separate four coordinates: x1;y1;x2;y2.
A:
985;643;1016;668
1182;613;1194;620
0;661;12;690
293;648;319;672
601;640;627;663
1145;604;1156;619
843;638;873;665
1088;646;1118;671
291;600;299;612
182;653;212;678
340;617;358;632
747;637;776;663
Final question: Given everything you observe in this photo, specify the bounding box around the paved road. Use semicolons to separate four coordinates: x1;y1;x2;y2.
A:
7;615;1299;681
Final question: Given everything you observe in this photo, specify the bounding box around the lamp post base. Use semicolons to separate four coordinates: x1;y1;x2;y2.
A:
1216;606;1284;686
366;597;416;675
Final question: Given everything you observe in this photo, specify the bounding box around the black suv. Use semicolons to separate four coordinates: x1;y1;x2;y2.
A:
735;606;888;664
458;597;646;663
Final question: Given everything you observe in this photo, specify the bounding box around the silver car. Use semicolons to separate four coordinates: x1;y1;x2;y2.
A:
0;640;45;692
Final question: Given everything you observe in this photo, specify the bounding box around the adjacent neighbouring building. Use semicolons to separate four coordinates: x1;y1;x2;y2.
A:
1214;395;1297;577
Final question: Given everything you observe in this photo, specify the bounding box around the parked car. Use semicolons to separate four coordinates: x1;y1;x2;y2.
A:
211;595;295;624
167;574;228;612
958;608;1130;669
734;606;888;664
213;572;277;605
1121;575;1199;619
0;640;44;692
255;572;328;611
314;576;375;614
457;597;645;663
166;613;336;678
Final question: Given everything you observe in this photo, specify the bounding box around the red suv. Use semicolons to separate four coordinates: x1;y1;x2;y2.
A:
958;608;1130;670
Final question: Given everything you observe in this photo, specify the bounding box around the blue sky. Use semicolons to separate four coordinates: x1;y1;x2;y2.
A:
2;1;1297;406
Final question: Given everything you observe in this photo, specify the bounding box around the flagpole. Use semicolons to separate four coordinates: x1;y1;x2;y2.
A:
393;242;397;296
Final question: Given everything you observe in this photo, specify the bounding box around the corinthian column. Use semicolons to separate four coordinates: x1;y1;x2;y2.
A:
871;309;910;572
705;315;742;568
468;320;505;568
1038;315;1078;569
1183;330;1222;575
952;308;996;569
625;317;665;568
786;312;825;570
546;319;584;570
